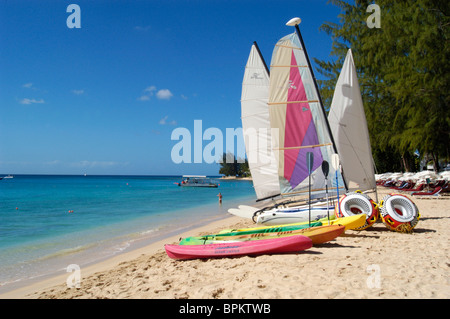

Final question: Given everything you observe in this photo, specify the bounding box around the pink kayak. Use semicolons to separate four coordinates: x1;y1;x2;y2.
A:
164;235;313;260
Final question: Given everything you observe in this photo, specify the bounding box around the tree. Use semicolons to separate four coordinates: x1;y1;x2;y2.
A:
315;0;449;172
218;152;250;177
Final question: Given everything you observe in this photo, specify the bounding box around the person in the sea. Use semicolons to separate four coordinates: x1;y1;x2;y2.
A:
217;192;222;204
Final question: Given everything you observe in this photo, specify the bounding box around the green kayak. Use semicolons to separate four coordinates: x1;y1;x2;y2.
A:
218;215;336;234
179;221;322;245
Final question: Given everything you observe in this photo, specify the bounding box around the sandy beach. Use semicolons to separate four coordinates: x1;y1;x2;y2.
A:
1;186;448;299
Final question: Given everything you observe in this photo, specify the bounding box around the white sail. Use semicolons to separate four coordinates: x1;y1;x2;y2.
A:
328;49;376;192
241;43;280;200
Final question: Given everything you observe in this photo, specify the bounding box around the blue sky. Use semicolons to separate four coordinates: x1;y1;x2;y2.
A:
0;0;342;176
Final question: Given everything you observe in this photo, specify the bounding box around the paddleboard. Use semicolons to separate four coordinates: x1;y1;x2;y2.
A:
165;235;313;260
180;225;345;246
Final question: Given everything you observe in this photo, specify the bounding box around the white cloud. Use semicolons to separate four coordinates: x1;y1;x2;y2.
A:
181;94;188;100
137;95;150;101
22;83;33;88
159;115;168;125
71;89;84;95
138;86;173;101
19;98;45;105
159;115;177;125
144;86;156;93
156;89;173;100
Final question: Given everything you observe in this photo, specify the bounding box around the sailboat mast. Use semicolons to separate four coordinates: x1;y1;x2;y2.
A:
253;41;270;76
291;21;349;192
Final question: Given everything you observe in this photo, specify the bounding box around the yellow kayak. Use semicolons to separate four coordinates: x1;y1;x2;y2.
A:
220;214;366;234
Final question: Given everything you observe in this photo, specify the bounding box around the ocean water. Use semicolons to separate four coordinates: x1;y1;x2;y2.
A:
0;175;256;292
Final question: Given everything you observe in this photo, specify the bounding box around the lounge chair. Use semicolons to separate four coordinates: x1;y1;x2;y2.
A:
411;186;442;197
402;183;425;192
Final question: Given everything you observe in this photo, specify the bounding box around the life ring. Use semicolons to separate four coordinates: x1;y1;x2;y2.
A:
379;194;420;233
335;191;379;230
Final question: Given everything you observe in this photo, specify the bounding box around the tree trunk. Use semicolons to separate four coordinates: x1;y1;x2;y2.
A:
431;152;440;173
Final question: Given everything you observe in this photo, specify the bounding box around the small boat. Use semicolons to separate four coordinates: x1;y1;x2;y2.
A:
176;175;218;188
2;175;13;179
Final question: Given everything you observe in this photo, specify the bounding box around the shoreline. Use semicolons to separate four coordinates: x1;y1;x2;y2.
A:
220;176;252;181
1;186;449;299
0;215;247;299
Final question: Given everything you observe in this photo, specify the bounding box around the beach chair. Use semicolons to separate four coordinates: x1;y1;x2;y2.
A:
402;183;425;192
411;186;442;199
391;181;413;190
383;180;396;188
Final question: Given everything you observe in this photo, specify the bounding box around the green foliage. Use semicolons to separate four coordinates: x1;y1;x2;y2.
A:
218;153;250;177
315;0;449;172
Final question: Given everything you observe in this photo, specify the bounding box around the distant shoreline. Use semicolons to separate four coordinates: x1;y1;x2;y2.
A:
220;176;252;181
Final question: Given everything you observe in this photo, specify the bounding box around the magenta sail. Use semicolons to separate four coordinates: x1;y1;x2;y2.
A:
268;32;343;197
284;50;323;189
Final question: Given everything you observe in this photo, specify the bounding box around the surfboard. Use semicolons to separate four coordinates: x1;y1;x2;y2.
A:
165;235;313;260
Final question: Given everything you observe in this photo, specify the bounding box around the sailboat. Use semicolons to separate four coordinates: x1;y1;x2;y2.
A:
229;34;336;223
327;49;377;195
326;49;379;229
248;18;345;225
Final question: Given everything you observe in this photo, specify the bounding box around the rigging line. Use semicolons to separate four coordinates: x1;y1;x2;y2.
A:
275;44;303;50
281;186;345;196
273;143;332;151
270;65;308;68
268;100;319;105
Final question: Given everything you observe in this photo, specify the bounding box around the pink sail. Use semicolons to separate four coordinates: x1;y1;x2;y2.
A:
268;32;342;196
284;51;323;188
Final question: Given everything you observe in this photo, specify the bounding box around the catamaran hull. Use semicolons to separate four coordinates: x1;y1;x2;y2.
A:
255;206;334;225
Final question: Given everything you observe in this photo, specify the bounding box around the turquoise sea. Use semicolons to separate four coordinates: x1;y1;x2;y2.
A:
0;175;256;293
